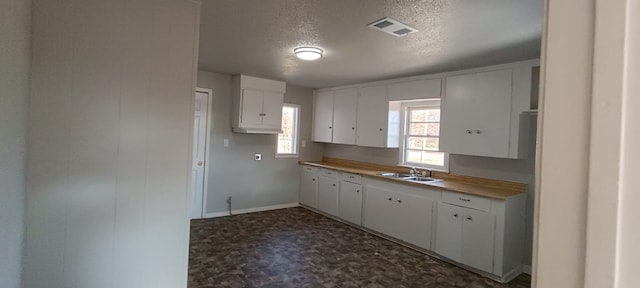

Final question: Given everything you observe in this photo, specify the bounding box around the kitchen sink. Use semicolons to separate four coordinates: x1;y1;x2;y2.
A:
378;172;413;178
378;173;442;183
405;177;441;182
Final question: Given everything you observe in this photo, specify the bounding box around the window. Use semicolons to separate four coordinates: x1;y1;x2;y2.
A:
276;104;300;157
400;100;449;171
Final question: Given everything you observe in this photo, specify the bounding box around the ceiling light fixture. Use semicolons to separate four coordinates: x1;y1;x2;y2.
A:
294;47;323;61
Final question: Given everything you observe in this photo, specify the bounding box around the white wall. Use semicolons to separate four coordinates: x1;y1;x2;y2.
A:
197;70;323;215
23;1;200;287
0;0;31;287
533;0;594;287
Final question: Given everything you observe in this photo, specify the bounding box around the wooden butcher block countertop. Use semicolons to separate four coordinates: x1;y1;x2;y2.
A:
300;157;527;200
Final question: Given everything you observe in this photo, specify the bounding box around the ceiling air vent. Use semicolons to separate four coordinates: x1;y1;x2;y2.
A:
368;17;418;37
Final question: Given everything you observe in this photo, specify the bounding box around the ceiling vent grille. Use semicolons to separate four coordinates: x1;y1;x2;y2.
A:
368;17;418;37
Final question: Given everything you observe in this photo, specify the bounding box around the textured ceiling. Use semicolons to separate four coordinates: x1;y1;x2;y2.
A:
199;0;543;88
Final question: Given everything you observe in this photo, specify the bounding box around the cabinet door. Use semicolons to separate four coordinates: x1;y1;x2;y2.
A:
299;171;318;208
357;85;388;147
312;91;334;142
318;176;338;216
363;185;394;235
441;69;512;158
338;181;362;224
435;202;463;262
261;90;284;128
332;88;358;145
240;88;264;127
461;208;496;273
391;192;433;249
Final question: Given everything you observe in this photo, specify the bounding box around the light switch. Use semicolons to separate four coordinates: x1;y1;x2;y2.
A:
254;153;262;161
223;139;229;147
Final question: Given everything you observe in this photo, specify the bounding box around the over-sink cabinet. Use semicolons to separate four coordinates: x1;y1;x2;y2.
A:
298;164;527;282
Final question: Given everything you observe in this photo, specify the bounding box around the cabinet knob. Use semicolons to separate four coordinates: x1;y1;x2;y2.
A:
397;199;402;203
388;197;392;201
453;213;459;217
356;189;360;193
329;126;332;129
332;184;336;187
475;130;481;134
466;216;473;221
466;130;473;134
379;128;384;131
259;113;266;116
352;127;355;130
312;178;315;181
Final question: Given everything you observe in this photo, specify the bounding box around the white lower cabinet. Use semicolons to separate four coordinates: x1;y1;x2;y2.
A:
338;173;363;224
363;177;437;250
435;191;526;280
318;169;339;216
299;166;319;208
298;165;526;282
436;202;495;273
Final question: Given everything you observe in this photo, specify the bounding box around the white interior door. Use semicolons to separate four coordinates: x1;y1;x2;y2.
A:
191;91;209;219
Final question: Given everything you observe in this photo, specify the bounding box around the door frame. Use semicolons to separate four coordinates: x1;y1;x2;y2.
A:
194;87;213;218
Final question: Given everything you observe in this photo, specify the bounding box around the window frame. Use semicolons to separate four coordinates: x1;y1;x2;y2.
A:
275;103;301;158
398;100;449;172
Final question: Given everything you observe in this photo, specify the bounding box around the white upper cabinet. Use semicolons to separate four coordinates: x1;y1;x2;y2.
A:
231;75;286;134
441;69;513;158
357;85;389;147
440;61;537;159
312;88;358;144
312;90;335;142
311;60;537;154
332;88;358;144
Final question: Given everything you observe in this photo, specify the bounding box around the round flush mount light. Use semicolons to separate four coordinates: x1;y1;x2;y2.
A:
294;47;323;61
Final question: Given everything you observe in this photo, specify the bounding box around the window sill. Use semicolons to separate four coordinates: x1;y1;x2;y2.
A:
275;154;299;159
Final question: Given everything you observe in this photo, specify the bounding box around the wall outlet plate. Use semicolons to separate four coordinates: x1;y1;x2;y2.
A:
254;153;262;161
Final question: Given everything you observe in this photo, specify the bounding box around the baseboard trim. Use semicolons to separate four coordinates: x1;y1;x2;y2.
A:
205;202;300;218
522;265;532;275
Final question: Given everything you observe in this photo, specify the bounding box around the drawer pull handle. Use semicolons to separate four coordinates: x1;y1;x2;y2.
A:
397;199;402;203
349;176;354;178
459;197;471;202
466;216;473;221
453;213;459;217
466;130;473;134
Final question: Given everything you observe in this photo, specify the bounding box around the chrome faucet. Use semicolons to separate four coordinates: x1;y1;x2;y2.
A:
409;167;418;176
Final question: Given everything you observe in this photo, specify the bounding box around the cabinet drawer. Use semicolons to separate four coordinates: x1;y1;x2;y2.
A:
340;172;361;184
321;168;338;178
442;191;491;212
302;165;319;173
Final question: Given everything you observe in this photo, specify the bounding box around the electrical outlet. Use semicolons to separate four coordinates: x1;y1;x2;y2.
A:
254;153;262;161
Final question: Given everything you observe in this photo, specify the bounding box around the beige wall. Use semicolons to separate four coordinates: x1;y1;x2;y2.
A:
0;0;31;287
24;1;200;287
197;70;323;214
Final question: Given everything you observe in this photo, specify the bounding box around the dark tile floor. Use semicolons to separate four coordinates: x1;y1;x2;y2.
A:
189;207;530;288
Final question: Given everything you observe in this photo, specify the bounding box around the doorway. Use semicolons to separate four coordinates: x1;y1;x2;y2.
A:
191;88;212;219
